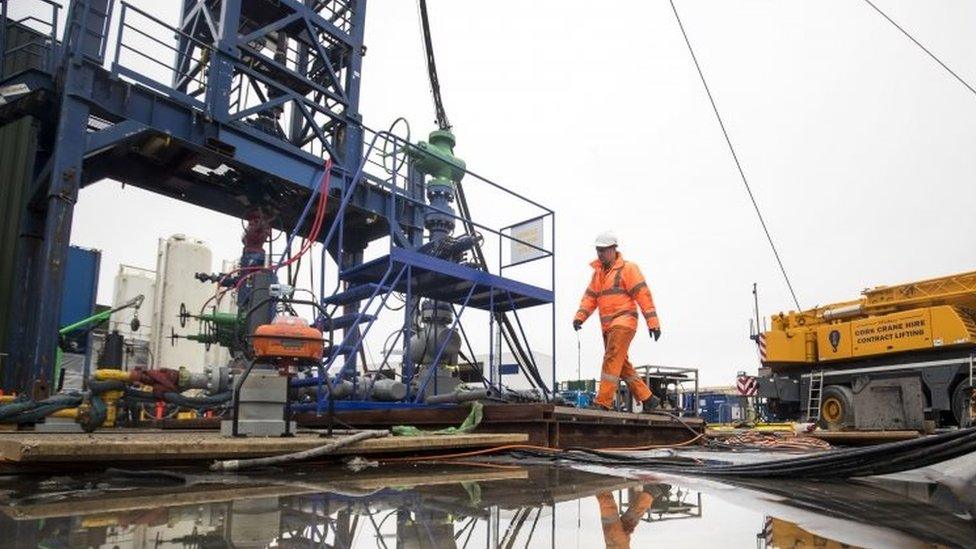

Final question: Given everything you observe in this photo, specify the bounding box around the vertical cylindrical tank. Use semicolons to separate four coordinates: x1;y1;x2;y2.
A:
150;234;213;373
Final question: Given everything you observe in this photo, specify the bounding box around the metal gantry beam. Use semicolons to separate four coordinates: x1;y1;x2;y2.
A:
0;0;371;394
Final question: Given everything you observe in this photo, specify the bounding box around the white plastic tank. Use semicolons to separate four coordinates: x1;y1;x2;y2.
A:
150;234;213;373
110;264;156;343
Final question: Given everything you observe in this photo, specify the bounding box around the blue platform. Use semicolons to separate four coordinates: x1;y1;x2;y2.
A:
340;248;553;311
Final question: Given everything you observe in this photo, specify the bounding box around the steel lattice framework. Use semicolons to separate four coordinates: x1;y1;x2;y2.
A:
0;0;555;405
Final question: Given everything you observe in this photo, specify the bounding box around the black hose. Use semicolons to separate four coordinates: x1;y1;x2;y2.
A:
79;393;108;433
104;468;189;484
517;427;976;480
89;380;126;393
162;391;232;409
0;397;36;420
417;0;450;131
0;393;84;424
123;387;231;409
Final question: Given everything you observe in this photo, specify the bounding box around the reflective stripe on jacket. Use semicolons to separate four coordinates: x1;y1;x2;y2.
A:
574;252;659;331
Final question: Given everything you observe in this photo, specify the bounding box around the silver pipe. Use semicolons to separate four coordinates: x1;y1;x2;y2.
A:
821;303;862;321
424;388;493;405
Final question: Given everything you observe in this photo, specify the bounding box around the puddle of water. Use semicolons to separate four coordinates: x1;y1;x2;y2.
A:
0;463;972;548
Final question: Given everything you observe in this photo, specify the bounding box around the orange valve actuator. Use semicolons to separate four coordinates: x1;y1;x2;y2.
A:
251;315;324;362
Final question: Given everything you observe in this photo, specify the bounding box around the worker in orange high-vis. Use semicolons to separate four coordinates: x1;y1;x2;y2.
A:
573;231;662;411
595;488;654;549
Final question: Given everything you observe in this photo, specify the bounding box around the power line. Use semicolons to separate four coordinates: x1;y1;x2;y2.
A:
668;0;802;311
862;0;976;97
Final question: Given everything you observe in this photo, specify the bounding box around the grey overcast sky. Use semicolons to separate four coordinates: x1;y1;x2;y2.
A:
61;1;976;386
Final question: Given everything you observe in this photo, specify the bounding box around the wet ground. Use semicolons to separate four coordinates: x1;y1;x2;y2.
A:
0;461;973;548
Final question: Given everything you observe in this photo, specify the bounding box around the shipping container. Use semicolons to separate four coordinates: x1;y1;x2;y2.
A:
59;245;101;352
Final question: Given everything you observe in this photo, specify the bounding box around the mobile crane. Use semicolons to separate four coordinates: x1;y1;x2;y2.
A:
755;270;976;430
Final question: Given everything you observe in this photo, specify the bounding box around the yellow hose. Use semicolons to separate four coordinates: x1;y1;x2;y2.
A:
93;369;131;382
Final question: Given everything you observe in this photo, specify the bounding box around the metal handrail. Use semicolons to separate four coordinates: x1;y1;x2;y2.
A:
0;0;60;77
113;2;213;94
357;127;555;286
361;125;554;213
300;124;557;406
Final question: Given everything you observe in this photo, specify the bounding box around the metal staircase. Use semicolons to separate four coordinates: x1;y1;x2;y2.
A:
288;128;555;411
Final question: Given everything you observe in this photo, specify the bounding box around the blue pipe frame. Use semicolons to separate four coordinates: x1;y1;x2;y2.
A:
0;0;557;411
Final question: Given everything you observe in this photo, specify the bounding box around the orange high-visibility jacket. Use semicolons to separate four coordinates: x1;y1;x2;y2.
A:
575;253;660;332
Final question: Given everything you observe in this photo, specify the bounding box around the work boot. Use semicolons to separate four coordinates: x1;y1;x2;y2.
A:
641;395;661;413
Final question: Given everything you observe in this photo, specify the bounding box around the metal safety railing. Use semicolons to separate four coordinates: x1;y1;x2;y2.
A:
360;125;556;392
111;1;212;109
358;125;555;277
0;0;61;79
287;124;557;410
109;0;355;165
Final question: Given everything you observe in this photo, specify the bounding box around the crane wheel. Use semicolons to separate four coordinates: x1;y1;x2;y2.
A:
819;385;855;431
951;381;973;428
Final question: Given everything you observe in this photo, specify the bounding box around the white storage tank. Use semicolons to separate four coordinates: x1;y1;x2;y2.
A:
110;264;156;343
150;234;213;373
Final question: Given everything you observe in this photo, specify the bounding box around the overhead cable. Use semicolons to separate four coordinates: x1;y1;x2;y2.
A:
669;0;802;311
862;0;976;97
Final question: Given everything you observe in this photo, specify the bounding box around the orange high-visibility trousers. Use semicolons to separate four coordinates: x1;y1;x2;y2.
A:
595;327;652;409
597;489;654;549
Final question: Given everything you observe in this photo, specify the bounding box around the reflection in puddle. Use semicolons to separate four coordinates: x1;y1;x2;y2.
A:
0;464;971;548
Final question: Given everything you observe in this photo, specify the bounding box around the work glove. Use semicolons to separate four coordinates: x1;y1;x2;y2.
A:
649;328;661;341
572;319;582;331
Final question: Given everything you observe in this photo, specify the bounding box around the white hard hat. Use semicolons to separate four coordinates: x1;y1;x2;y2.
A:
594;231;618;248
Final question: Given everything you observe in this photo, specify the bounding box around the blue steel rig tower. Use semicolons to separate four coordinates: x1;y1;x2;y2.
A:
0;0;555;407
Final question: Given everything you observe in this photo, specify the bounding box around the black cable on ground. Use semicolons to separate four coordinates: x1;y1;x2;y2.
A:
861;0;976;97
517;426;976;479
104;468;189;484
670;0;801;311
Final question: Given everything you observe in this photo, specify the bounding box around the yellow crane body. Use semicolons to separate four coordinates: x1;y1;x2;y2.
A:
762;271;976;366
756;270;976;430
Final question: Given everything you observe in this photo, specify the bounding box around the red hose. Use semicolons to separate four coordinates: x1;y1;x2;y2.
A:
214;160;333;302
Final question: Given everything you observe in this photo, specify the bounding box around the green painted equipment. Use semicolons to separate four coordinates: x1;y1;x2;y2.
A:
172;303;244;352
411;130;466;190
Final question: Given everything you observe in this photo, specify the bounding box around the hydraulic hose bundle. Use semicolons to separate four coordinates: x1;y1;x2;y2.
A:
122;387;231;410
0;367;232;431
509;426;976;479
0;379;127;431
0;393;83;424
